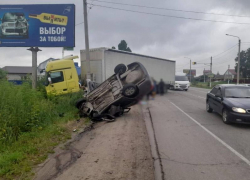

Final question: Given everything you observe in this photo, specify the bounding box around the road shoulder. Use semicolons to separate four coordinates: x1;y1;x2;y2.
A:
34;105;154;180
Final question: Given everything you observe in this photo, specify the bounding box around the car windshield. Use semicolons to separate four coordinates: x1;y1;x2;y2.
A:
225;87;250;98
3;13;25;22
175;76;189;81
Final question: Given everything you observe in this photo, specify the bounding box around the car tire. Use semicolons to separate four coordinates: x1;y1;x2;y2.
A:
206;101;213;113
122;84;138;98
75;98;87;109
114;64;127;75
222;109;231;124
185;89;188;91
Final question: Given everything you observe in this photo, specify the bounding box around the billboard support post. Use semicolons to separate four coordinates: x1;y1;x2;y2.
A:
28;47;41;89
62;47;64;58
83;0;91;84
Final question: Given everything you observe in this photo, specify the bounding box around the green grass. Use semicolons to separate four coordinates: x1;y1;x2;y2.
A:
191;81;231;89
0;80;85;180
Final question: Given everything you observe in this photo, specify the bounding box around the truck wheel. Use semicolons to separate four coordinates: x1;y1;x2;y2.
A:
122;84;138;98
114;64;127;75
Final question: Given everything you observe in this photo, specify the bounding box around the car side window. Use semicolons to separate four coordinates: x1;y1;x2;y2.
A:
50;71;64;84
216;89;222;97
210;87;218;95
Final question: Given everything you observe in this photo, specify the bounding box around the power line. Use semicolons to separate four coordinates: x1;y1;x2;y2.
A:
76;22;84;26
213;44;238;59
88;3;250;25
195;44;238;63
213;43;250;65
92;0;250;18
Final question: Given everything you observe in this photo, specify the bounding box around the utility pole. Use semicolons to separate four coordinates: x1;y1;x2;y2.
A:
226;34;241;84
83;0;91;83
210;57;212;88
28;47;41;89
204;68;205;83
190;59;192;83
228;65;230;84
62;47;64;58
237;39;241;84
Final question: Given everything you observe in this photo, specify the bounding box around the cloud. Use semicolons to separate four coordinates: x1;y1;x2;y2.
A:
0;0;250;76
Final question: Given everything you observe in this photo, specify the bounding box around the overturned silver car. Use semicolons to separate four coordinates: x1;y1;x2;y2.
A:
77;62;151;121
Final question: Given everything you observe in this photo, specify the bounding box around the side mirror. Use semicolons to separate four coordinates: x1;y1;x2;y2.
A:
215;94;223;100
40;69;45;73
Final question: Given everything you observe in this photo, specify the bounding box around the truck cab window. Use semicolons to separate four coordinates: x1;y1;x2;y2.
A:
50;71;64;84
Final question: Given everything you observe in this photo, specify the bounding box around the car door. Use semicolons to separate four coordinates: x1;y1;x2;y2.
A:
208;86;218;110
213;88;224;115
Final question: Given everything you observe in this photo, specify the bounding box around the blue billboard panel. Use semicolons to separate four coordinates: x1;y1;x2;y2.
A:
0;4;75;47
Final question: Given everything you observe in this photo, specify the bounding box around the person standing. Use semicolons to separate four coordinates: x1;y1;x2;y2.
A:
159;79;165;95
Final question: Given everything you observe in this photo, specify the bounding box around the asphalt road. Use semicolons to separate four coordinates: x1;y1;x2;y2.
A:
147;87;250;180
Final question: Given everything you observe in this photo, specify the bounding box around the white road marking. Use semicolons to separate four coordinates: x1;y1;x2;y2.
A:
186;93;206;100
189;88;210;93
169;101;250;167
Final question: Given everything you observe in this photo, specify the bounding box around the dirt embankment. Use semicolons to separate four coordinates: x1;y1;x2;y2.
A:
34;105;155;180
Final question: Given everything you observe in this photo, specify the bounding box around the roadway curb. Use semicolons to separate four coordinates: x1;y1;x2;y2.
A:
141;103;165;180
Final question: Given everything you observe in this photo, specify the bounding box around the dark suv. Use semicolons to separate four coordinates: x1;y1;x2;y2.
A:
0;12;29;38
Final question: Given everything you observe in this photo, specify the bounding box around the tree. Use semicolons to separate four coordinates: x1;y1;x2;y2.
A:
112;46;116;49
118;40;132;52
234;48;250;78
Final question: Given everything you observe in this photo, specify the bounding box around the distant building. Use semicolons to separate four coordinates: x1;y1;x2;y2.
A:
214;72;224;81
224;69;236;80
203;70;211;75
2;66;32;80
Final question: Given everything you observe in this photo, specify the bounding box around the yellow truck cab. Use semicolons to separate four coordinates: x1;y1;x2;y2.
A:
45;56;80;95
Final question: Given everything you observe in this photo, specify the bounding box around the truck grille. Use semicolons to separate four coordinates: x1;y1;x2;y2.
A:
180;84;187;88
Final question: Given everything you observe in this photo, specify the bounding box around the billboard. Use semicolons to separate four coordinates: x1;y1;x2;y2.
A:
183;69;196;76
0;4;75;47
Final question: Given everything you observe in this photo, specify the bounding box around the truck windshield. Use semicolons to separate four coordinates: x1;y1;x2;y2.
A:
175;76;189;81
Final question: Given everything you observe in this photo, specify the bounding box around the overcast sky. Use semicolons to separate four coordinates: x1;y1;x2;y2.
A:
1;0;250;76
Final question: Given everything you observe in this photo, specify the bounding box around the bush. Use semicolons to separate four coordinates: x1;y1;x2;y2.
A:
0;80;82;145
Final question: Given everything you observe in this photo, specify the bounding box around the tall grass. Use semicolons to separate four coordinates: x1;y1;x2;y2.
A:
0;80;82;145
191;81;230;89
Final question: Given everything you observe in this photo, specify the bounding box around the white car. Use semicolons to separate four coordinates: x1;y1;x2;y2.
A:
172;75;190;91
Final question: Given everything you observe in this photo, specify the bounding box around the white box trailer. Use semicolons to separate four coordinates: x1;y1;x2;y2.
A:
80;47;175;85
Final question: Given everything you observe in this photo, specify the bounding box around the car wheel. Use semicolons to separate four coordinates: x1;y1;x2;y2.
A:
75;98;87;109
222;109;231;124
114;64;127;75
206;101;213;113
185;89;188;91
122;84;138;97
